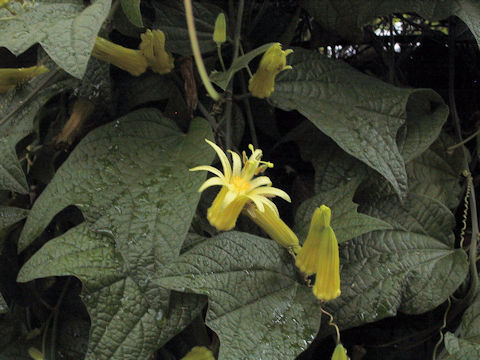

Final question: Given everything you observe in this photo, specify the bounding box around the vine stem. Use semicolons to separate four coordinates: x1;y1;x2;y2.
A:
320;307;340;345
448;18;478;310
432;297;452;360
184;0;220;101
225;0;245;151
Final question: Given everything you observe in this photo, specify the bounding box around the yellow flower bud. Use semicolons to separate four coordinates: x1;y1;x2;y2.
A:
91;37;148;76
295;205;331;275
139;29;175;75
244;203;300;253
28;348;45;360
312;226;341;301
181;346;215;360
331;344;349;360
248;43;293;99
213;13;227;45
0;65;49;93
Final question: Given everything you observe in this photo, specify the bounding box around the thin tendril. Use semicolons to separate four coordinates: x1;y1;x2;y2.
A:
432;297;452;360
320;307;341;345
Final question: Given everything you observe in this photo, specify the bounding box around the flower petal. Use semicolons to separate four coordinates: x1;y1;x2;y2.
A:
198;177;225;192
248;176;272;189
190;165;225;179
205;139;232;180
248;186;291;202
229;150;242;177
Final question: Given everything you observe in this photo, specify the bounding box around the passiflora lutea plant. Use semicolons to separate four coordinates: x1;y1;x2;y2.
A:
0;0;479;360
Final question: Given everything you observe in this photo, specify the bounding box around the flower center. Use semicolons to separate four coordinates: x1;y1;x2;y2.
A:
232;176;251;193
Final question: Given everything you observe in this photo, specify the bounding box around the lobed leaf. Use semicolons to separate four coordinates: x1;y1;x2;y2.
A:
18;109;214;360
0;0;111;78
270;48;448;197
156;231;321;360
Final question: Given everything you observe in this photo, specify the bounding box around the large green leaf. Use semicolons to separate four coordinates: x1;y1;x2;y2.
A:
302;0;480;48
0;0;111;78
270;48;448;197
322;193;468;330
152;0;222;55
0;206;28;232
156;231;322;360
17;109;214;360
295;180;391;243
444;293;480;359
0;69;78;193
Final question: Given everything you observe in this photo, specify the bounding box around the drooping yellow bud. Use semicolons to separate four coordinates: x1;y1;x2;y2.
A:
181;346;215;360
244;203;300;254
248;43;293;99
312;226;341;301
213;13;227;45
91;37;148;76
331;344;349;360
139;29;175;74
295;205;332;275
0;65;49;93
28;348;45;360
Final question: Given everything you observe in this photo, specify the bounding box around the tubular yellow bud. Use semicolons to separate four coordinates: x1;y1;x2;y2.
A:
312;226;341;301
331;344;349;360
248;43;293;99
91;37;148;76
244;203;300;253
213;13;227;45
181;346;215;360
28;348;45;360
0;65;49;93
139;29;175;74
295;205;332;275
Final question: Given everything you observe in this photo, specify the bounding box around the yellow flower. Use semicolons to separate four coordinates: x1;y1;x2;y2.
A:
181;346;215;360
244;202;300;254
0;65;49;93
190;140;291;231
248;43;293;99
296;205;341;302
91;37;148;76
331;344;349;360
295;205;331;275
139;29;175;74
312;225;341;301
213;13;227;45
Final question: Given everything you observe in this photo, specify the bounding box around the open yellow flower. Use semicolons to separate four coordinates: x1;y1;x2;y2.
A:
244;202;300;254
181;346;214;360
139;29;175;74
91;37;148;76
190;140;291;231
0;65;49;93
248;43;293;99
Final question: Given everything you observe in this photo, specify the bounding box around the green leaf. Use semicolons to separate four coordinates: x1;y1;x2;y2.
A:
17;109;214;360
0;0;112;78
302;0;480;49
152;0;222;55
0;69;78;193
0;206;28;232
210;42;275;90
295;179;392;243
325;193;468;330
407;134;465;208
444;293;480;358
156;231;321;360
270;48;448;197
444;333;480;360
120;0;143;27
